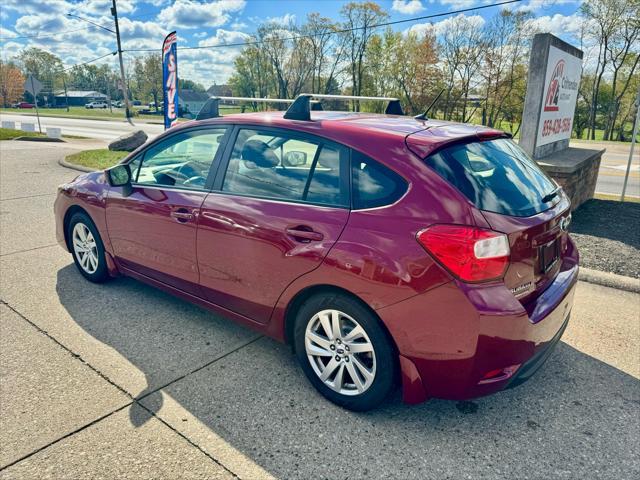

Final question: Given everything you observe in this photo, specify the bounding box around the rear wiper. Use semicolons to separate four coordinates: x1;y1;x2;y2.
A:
542;187;560;203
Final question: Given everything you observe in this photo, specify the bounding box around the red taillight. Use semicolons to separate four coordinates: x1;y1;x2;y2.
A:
417;225;510;282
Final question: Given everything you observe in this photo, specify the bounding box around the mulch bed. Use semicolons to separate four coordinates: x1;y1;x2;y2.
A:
570;199;640;279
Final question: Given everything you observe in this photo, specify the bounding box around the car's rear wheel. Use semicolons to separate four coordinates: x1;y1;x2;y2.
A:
68;212;109;283
294;292;396;411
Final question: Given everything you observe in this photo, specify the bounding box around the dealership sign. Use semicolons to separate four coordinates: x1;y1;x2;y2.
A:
519;34;583;159
536;45;582;147
162;31;179;130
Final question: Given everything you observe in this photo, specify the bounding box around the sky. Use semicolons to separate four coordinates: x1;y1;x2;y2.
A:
0;0;586;88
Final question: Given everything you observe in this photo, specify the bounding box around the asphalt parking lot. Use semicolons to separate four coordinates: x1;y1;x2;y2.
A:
0;140;639;479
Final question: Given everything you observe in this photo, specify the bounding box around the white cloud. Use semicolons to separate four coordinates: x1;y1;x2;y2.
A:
231;20;248;30
527;13;585;38
0;41;24;60
437;0;478;8
407;13;485;37
157;0;246;29
178;29;250;85
518;0;580;13
392;0;425;15
2;0;70;15
0;26;18;39
73;0;136;15
266;13;296;26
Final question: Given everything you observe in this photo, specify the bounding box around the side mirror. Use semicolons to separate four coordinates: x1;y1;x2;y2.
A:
107;164;132;196
283;150;307;167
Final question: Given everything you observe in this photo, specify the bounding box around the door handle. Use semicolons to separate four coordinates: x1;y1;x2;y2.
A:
286;227;324;242
171;208;194;223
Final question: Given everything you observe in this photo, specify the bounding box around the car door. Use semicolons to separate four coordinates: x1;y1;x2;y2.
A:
197;126;350;323
106;126;228;295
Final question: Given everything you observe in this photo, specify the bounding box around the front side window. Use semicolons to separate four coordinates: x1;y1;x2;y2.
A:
222;128;347;207
425;138;558;217
131;128;227;190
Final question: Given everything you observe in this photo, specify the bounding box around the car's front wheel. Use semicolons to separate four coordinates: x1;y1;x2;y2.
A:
294;292;396;411
67;212;110;283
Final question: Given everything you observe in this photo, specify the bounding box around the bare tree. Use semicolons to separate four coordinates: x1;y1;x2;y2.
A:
581;0;629;139
340;2;388;110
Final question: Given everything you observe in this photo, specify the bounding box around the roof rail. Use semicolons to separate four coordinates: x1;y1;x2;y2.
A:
196;96;298;120
284;93;404;121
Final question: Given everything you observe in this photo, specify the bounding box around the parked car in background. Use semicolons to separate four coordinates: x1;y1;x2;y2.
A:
54;93;578;411
111;101;123;108
132;100;142;106
13;102;35;109
85;101;108;109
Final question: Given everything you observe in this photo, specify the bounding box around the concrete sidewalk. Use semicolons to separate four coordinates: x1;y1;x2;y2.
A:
1;140;639;479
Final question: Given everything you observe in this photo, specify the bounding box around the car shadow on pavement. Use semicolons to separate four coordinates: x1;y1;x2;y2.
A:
56;265;640;480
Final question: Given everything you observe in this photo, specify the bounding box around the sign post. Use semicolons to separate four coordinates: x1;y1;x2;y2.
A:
162;31;179;130
24;75;43;133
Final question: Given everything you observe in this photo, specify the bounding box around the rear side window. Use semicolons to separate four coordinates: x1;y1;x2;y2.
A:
425;138;558;217
222;128;348;207
352;151;407;209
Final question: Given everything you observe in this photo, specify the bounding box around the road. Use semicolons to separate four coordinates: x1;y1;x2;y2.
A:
1;112;638;197
0;112;164;141
0;140;638;479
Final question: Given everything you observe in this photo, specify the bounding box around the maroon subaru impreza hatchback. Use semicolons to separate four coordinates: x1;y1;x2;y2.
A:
54;94;578;411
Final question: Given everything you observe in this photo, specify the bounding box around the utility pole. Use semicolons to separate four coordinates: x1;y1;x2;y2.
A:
111;0;132;124
621;88;640;202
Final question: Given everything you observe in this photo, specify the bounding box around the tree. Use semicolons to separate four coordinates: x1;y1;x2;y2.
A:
340;2;388;110
601;1;640;140
16;47;64;102
581;0;631;139
132;54;162;110
439;15;484;121
0;60;25;107
481;10;531;128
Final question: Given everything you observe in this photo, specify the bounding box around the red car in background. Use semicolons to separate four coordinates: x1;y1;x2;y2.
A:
13;102;35;109
54;94;578;411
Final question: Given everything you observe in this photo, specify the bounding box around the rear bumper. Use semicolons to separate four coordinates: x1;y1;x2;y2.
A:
379;241;579;403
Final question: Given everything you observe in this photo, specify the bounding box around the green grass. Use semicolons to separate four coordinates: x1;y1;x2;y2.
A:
0;128;45;140
0;106;133;119
0;127;88;141
65;149;128;170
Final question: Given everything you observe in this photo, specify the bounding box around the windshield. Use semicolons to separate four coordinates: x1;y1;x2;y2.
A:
425;138;559;217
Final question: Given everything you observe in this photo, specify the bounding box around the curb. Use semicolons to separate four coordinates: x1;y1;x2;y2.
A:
578;267;640;294
14;136;66;143
57;157;97;173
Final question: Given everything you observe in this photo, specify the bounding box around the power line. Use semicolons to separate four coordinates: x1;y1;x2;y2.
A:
62;51;116;72
122;0;523;53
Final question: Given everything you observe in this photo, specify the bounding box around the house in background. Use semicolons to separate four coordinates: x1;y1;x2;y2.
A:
54;91;108;107
178;90;210;118
207;84;232;97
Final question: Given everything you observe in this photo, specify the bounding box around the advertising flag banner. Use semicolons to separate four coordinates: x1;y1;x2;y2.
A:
162;31;178;129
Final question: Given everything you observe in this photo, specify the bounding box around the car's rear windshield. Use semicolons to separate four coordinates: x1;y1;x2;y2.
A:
425;138;559;217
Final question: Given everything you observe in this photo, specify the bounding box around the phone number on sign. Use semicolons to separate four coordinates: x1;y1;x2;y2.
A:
542;117;572;137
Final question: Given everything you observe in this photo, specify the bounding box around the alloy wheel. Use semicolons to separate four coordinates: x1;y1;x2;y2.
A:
72;223;99;274
305;309;376;396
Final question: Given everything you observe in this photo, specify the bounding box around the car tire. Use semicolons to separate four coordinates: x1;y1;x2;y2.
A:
294;292;397;411
67;212;110;283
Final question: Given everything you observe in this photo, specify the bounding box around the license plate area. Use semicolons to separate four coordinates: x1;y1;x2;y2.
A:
539;239;560;274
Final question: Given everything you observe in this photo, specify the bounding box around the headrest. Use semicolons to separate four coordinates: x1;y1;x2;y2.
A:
241;140;279;168
318;148;340;170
